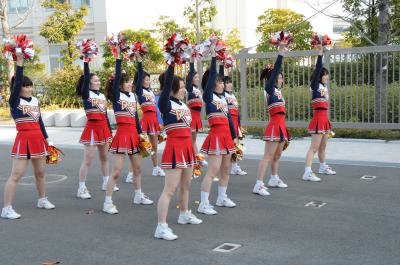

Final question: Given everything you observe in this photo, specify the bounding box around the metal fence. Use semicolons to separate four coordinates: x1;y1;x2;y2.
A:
232;45;400;129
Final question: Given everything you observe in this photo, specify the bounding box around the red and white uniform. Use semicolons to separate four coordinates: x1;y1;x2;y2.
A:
186;63;203;132
9;66;48;159
159;65;196;168
136;82;160;135
308;55;332;134
79;63;112;145
224;91;241;137
263;55;291;142
109;59;142;155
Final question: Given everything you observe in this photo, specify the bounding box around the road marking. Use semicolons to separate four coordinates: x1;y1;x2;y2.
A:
212;243;242;253
305;201;327;208
19;174;68;185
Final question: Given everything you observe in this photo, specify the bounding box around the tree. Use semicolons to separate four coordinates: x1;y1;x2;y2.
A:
256;8;313;52
154;15;194;45
101;29;164;74
40;0;88;67
0;0;36;82
225;28;244;54
184;0;217;28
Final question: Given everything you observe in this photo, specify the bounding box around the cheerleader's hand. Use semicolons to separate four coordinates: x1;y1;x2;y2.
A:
278;44;287;55
210;45;216;57
190;56;194;63
114;45;121;59
316;44;323;55
16;51;24;66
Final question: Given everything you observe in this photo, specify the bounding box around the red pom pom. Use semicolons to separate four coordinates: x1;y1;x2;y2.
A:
107;32;129;58
77;39;98;62
203;34;226;59
126;41;148;61
223;53;235;68
3;34;35;61
311;33;333;49
270;31;293;47
164;33;191;66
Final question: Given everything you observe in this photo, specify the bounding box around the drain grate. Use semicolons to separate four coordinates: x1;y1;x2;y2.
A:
305;201;327;208
361;175;377;180
212;243;242;253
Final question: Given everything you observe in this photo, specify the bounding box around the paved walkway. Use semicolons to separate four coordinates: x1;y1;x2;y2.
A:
1;125;399;167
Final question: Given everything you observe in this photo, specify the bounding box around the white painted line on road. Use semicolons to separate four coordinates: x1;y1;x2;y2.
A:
212;243;242;253
361;175;377;180
305;201;327;208
19;174;68;185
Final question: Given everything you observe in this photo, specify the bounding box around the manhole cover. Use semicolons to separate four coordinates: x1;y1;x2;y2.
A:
19;174;68;185
305;201;326;208
212;243;242;253
361;175;377;180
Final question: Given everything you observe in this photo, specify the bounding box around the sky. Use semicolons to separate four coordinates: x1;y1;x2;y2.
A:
104;0;345;47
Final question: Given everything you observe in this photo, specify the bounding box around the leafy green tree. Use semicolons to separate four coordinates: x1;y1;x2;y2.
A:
101;29;164;74
256;8;313;52
40;0;88;66
225;28;244;54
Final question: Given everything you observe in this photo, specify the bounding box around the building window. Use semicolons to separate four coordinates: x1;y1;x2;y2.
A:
8;0;29;13
49;45;65;72
55;0;90;8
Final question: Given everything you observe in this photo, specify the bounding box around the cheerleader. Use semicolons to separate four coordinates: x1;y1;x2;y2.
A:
186;61;207;167
102;47;153;215
219;64;247;176
253;45;289;196
303;44;336;182
197;47;237;215
134;65;165;177
1;52;55;219
154;62;202;241
76;61;118;199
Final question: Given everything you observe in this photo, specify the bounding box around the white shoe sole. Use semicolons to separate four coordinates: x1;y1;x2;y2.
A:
197;209;217;215
102;209;118;214
77;195;91;199
253;191;271;196
37;205;55;210
1;215;21;219
154;234;178;241
302;178;321;182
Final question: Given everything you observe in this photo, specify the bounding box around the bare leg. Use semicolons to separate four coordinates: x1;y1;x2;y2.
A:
157;168;182;223
3;159;29;207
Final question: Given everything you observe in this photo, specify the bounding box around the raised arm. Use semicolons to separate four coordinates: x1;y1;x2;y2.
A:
219;63;224;76
311;45;324;90
135;61;144;96
9;54;24;108
158;65;174;114
112;59;122;102
264;55;283;95
186;62;195;93
203;56;217;103
81;62;91;100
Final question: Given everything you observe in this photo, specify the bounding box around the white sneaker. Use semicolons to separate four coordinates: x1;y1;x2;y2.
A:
1;206;21;219
152;166;166;177
178;210;203;225
133;193;154;205
197;201;217;215
253;182;271;196
101;183;120;192
125;172;133;183
319;165;336;175
268;177;288;188
37;197;55;210
77;187;92;199
231;165;247;175
102;202;119;214
302;171;321;182
216;195;236;208
154;223;178;241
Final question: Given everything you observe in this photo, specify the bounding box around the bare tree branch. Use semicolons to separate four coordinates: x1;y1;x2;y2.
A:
10;0;36;30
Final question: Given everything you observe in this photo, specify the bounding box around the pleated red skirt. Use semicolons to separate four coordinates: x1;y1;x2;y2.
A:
141;111;160;135
79;120;112;145
263;114;291;142
109;123;139;155
201;124;236;155
11;130;48;159
161;136;196;169
190;109;203;132
308;109;332;134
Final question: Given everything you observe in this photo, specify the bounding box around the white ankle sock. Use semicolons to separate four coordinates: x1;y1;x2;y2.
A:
256;180;264;186
79;182;86;190
218;186;227;198
105;196;112;204
103;176;109;184
320;162;327;168
232;162;238;168
135;189;142;196
200;191;209;203
128;171;133;175
305;167;312;173
271;175;279;180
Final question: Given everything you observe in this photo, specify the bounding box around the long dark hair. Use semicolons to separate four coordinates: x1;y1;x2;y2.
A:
260;67;283;81
186;71;198;88
201;69;224;90
310;67;329;84
76;73;96;96
10;75;33;90
105;72;131;101
159;71;182;94
134;70;150;87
